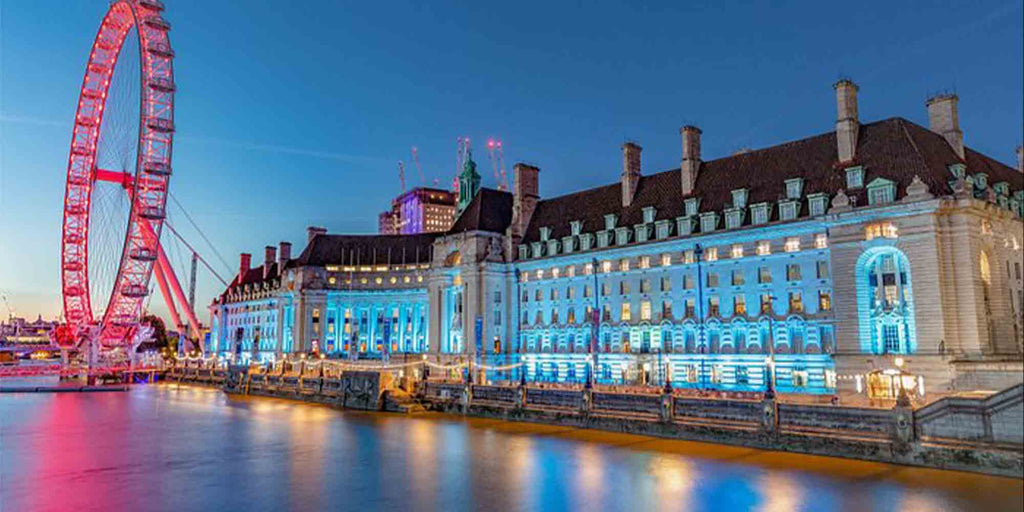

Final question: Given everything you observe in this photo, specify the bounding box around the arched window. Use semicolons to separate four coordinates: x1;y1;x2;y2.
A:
856;247;917;354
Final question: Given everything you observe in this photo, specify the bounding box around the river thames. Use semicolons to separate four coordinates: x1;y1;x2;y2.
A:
1;384;1021;512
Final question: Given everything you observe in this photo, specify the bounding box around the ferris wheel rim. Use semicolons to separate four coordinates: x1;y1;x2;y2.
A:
59;0;175;346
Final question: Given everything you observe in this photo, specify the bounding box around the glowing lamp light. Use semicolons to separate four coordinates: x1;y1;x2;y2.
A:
894;357;905;368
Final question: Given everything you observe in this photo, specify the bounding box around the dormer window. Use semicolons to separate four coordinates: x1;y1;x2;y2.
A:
684;198;701;217
751;203;770;225
518;245;528;260
993;182;1009;197
547;239;559;256
845;166;864;189
642;206;656;224
725;209;744;229
634;224;650;243
596;231;610;248
699;212;719;233
531;242;544;258
784;178;804;199
948;163;966;180
539;226;551;241
604;214;617;230
580;233;594;251
655;220;671;240
570;220;583;236
562;236;575;254
779;200;798;221
808;193;828;217
973;173;989;190
731;188;748;209
615;227;631;245
866;177;896;206
677;216;695;236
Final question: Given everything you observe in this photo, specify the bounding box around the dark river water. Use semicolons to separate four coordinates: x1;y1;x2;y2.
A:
1;383;1021;512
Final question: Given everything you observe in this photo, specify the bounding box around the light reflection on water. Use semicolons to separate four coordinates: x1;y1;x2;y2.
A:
0;384;1020;512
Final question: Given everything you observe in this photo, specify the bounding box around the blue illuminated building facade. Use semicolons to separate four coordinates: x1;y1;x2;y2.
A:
211;80;1024;396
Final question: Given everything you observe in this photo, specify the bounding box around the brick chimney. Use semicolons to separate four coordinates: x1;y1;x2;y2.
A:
306;226;327;243
238;253;251;279
263;246;276;279
621;142;642;207
926;94;964;159
510;163;540;244
278;241;292;267
680;126;701;196
834;79;859;163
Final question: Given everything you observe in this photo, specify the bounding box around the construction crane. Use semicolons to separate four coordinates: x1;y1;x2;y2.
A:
410;147;426;186
0;290;15;322
487;138;509;191
398;160;406;193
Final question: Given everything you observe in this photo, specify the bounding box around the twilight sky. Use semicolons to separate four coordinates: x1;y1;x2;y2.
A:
1;0;1021;326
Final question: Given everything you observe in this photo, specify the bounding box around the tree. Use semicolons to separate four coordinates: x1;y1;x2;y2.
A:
141;314;170;350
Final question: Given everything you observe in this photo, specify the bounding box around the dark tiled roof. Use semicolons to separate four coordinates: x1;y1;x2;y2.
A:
295;232;441;267
448;187;513;235
523;117;1022;243
218;262;283;301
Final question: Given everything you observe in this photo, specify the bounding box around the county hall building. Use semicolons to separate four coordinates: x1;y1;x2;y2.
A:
209;80;1024;398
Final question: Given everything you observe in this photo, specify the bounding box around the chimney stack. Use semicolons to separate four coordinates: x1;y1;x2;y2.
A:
510;163;540;244
621;142;642;207
834;79;859;163
680;126;702;196
306;226;327;243
238;253;251;278
263;246;276;279
926;94;964;159
278;241;292;268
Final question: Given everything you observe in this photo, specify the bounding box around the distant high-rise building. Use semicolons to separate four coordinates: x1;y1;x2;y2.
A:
378;187;456;234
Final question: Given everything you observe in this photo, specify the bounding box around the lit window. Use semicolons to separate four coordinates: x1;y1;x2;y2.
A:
584;263;594;275
639;256;650;269
552;267;560;279
620;281;630;295
661;276;672;291
786;263;802;281
758;267;772;284
760;293;773;313
684;275;695;290
785;237;800;252
757;240;771;256
640;278;651;293
819;291;832;312
864;222;898;240
661;253;672;266
602;260;612;273
640;300;652;321
731;269;744;286
705;247;718;262
731;244;743;259
566;266;575;278
683;250;696;264
621;303;632;322
620;258;630;272
536;269;544;280
707;272;719;288
734;295;747;316
789;292;804;313
708;296;720;316
815;233;828;249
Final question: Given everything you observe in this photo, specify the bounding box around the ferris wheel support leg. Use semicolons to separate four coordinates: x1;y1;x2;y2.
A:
152;259;184;338
155;244;203;345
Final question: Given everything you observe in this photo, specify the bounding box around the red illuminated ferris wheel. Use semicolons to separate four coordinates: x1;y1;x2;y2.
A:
60;0;194;347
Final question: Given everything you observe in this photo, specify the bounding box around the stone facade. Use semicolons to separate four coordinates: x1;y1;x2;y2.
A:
210;79;1024;398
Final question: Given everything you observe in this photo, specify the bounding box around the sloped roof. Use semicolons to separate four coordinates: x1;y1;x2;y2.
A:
448;187;513;235
294;232;441;267
522;117;1022;243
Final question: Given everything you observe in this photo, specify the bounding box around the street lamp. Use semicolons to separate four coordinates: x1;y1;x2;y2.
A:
764;294;778;399
588;258;601;390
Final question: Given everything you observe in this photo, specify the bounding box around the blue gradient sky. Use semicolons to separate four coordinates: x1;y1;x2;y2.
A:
1;0;1021;325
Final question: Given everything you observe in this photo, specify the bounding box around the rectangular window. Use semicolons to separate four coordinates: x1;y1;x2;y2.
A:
620;281;630;295
785;237;800;252
567;266;576;278
731;244;743;259
620;258;630;272
684;274;695;290
760;293;773;314
640;300;652;321
883;325;900;353
662;300;673;319
819;291;832;312
685;298;696;318
683;250;696;264
566;308;575;324
757;240;771;256
732;269;745;286
567;287;576;299
584;263;594;275
734;295;747;316
789;292;804;313
661;276;672;292
601;283;611;296
639;256;651;269
865;222;898;240
868;186;894;205
786;263;802;281
809;196;826;216
815;233;828;249
550;289;559;300
640;279;651;293
846;166;864;189
817;260;829;279
601;260;612;273
708;296;720;316
583;285;592;298
779;202;797;221
752;205;769;225
535;289;543;301
494;291;502;303
661;253;672;267
707;272;719;288
705;247;719;262
758;266;772;284
620;303;632;322
551;309;559;324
